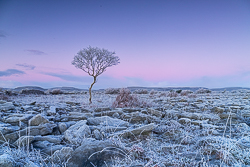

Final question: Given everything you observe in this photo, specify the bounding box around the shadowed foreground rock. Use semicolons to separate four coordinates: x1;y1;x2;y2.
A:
67;138;122;167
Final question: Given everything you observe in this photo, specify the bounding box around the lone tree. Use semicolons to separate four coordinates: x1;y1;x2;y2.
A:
72;46;120;104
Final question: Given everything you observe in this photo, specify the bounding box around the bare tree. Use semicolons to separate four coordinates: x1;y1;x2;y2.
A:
72;46;120;104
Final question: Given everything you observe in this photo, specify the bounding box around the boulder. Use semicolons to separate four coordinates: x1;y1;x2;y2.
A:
13;136;35;147
212;107;225;114
32;140;63;155
0;123;20;135
58;122;67;133
2;123;56;143
147;108;162;117
120;123;156;138
51;147;73;164
0;154;14;167
179;118;191;125
67;112;92;121
0;102;15;111
48;106;56;116
64;120;91;145
29;114;50;126
87;116;129;127
3;114;34;125
34;135;63;144
24;161;40;167
93;129;102;140
68;138;120;167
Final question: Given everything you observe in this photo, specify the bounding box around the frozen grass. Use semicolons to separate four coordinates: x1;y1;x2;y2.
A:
4;89;250;166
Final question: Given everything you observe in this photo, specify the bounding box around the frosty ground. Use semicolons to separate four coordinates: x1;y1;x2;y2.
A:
0;87;250;167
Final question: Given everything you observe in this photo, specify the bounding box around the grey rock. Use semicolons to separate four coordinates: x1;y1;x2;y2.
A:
67;112;92;121
0;123;19;135
51;147;73;164
0;153;14;167
33;140;63;155
29;114;50;126
58;122;67;133
2;123;56;143
87;116;129;127
0;102;15;111
13;136;35;147
64;120;91;145
24;161;40;167
212;107;225;114
147;108;162;117
34;135;63;144
120;123;156;138
68;138;119;167
48;106;56;116
93;129;102;140
3;114;34;125
179;118;191;124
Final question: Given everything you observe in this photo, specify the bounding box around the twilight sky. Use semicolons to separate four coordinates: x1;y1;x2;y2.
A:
0;0;250;89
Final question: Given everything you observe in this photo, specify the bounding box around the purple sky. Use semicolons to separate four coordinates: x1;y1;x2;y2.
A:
0;0;250;89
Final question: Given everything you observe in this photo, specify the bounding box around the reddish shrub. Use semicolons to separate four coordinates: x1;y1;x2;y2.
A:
112;88;150;108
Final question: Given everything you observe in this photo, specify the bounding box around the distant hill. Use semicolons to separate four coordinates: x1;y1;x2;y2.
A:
4;86;250;93
127;86;205;92
12;86;47;92
49;87;87;91
210;87;250;91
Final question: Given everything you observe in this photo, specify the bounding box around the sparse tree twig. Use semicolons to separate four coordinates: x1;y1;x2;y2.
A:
72;46;120;104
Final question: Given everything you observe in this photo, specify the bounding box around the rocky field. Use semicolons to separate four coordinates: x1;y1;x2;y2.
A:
0;88;250;167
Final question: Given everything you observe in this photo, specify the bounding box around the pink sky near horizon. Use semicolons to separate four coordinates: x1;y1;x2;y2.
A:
0;0;250;89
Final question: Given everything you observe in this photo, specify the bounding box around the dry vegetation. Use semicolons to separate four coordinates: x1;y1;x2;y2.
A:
0;88;250;166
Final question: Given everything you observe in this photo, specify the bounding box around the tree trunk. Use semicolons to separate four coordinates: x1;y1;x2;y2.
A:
89;76;97;104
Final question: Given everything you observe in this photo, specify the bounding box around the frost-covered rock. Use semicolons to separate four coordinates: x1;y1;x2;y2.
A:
58;122;67;133
93;129;102;140
3;114;34;125
147;108;162;117
34;135;63;144
68;138;118;167
120;123;156;138
29;114;50;126
64;120;91;145
2;123;56;143
212;107;225;114
87;116;129;127
48;106;56;116
0;102;15;111
33;140;64;155
51;147;73;164
24;161;40;167
13;136;35;147
179;118;191;124
0;153;14;167
67;112;92;121
0;123;19;135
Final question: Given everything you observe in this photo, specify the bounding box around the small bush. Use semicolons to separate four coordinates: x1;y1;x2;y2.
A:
188;94;197;98
4;90;13;96
180;90;192;96
112;88;150;108
0;93;9;101
196;88;211;94
51;89;63;95
167;91;178;97
176;89;182;94
133;89;148;94
149;89;156;95
158;92;167;97
104;88;120;94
